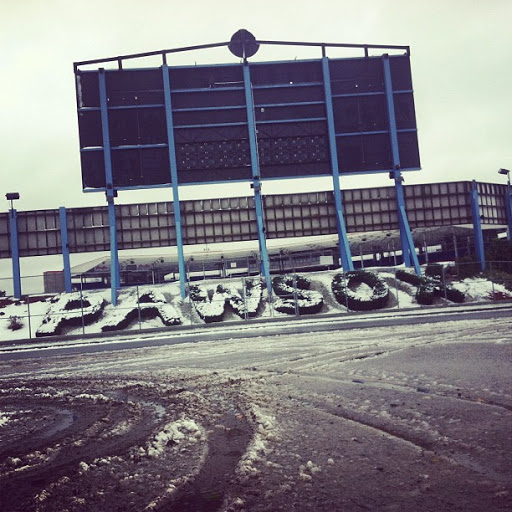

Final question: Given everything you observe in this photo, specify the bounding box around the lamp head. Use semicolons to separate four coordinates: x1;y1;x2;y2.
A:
498;168;510;175
5;192;20;201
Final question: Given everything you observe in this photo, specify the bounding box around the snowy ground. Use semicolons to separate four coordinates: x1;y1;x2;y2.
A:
1;269;511;342
0;311;511;511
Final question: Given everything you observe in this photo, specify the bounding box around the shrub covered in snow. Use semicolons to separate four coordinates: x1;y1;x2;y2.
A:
8;315;22;331
424;264;444;279
332;271;389;311
489;270;512;293
242;278;263;317
396;268;465;305
395;269;436;304
415;281;436;305
189;284;227;323
218;278;262;319
101;289;181;332
395;269;422;287
272;274;323;315
36;292;105;337
189;279;263;322
444;286;466;303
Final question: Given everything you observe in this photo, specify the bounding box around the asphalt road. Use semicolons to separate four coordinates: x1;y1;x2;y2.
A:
0;304;511;511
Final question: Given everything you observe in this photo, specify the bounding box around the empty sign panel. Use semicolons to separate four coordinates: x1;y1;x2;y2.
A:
75;54;420;191
330;55;419;173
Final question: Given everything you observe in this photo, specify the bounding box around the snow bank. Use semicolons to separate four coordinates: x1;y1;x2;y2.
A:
142;418;203;458
238;405;278;480
451;278;512;301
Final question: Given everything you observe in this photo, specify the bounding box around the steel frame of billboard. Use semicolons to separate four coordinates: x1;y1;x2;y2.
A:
72;37;422;303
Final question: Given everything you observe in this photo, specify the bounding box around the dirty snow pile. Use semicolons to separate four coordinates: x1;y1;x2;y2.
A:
238;405;279;481
141;418;204;458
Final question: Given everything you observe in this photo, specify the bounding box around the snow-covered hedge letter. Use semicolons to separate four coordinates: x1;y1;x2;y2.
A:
272;274;323;315
36;292;105;337
189;279;262;323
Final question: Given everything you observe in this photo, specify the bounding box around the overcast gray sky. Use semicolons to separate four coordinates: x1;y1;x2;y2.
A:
1;0;511;213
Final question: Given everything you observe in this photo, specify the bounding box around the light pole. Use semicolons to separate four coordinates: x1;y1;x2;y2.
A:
498;168;512;241
5;192;21;298
6;192;19;210
499;168;511;186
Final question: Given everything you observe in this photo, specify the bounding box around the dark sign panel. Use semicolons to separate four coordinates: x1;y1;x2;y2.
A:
75;54;419;190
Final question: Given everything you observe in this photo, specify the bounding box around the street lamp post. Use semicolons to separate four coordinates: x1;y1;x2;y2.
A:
5;192;21;299
498;169;512;241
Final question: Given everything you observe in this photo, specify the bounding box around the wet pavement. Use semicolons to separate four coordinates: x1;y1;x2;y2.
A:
0;313;511;511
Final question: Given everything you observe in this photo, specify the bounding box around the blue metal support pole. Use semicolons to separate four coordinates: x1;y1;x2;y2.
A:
382;54;421;275
9;208;22;299
107;197;120;296
470;180;486;271
505;180;512;242
59;207;72;293
243;61;272;294
98;68;120;305
394;176;412;267
322;57;354;271
162;64;187;299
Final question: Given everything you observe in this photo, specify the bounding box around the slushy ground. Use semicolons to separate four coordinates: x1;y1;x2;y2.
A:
1;315;511;511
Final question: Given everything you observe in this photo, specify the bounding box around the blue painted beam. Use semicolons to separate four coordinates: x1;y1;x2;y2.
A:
382;54;421;275
255;100;325;108
106;197;120;299
174;121;247;129
397;177;415;268
59;207;72;293
98;68;120;306
242;62;272;294
256;117;326;125
332;89;412;99
252;82;323;90
505;182;512;241
172;85;244;94
174;104;246;112
321;56;354;271
336;128;417;138
9;208;21;299
470;180;486;271
162;64;187;298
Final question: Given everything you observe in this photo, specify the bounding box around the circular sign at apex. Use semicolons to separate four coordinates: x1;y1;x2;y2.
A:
228;29;259;59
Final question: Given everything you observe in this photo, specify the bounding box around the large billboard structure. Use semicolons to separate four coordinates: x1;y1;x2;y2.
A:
71;31;423;303
76;52;419;189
